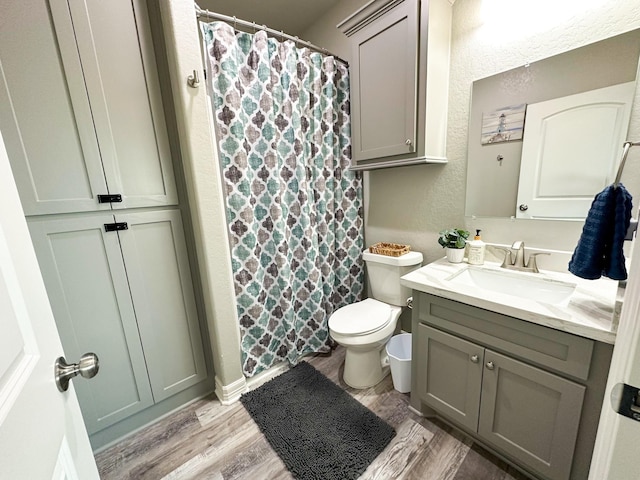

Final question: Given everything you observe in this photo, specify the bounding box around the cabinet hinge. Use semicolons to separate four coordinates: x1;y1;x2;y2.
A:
97;194;122;203
104;222;128;232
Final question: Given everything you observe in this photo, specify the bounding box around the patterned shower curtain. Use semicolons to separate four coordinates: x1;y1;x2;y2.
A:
201;22;364;377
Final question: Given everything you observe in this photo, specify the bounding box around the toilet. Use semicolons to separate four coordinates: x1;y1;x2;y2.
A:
328;249;423;389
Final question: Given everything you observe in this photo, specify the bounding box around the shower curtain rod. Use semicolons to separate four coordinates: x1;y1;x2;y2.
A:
194;4;349;66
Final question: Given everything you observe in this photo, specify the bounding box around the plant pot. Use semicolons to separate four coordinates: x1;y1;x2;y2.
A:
445;247;465;263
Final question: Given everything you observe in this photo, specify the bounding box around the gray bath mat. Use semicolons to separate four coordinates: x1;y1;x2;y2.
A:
240;361;396;480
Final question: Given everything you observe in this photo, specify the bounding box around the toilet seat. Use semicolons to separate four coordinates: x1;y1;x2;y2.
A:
328;298;391;336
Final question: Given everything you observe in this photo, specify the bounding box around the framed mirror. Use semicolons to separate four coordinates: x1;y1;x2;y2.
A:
465;29;640;219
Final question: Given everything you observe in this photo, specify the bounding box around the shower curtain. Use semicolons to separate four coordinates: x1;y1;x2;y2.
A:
201;21;364;377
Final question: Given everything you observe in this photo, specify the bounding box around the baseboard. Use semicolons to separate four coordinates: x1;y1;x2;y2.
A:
215;355;317;404
91;380;213;451
245;361;291;391
214;375;247;405
408;404;425;417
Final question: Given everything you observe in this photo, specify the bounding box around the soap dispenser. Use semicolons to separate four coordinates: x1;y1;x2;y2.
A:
468;229;486;265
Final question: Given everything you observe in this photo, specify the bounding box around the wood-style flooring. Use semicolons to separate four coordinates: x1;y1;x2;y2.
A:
95;347;531;480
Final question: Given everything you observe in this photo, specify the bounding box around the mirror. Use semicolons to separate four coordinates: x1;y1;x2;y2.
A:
465;29;640;219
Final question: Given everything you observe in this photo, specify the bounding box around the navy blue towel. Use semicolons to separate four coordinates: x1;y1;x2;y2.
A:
568;184;633;280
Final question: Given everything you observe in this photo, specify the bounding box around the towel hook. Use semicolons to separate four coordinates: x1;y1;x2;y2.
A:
614;141;640;188
187;69;200;88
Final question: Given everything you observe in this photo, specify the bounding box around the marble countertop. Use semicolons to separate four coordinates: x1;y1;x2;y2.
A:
401;257;622;344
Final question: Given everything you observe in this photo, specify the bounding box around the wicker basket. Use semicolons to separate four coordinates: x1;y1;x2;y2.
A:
368;242;411;257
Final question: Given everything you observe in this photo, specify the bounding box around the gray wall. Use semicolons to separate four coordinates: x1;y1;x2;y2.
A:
155;0;640;387
304;0;640;272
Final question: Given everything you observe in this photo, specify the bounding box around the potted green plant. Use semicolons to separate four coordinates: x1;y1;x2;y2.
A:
438;228;470;263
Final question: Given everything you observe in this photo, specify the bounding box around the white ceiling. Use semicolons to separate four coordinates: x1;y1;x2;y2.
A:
196;0;342;37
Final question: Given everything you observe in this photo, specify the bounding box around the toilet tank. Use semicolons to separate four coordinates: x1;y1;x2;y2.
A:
362;249;423;306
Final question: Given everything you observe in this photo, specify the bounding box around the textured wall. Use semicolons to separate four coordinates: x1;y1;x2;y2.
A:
450;0;640;267
155;0;640;393
157;0;245;398
306;0;640;271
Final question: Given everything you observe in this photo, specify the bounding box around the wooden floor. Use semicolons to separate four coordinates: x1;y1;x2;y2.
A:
95;347;531;480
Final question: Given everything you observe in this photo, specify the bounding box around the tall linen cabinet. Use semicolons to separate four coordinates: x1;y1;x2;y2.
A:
0;0;211;448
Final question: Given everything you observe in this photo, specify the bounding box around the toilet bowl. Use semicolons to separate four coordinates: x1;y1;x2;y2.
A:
329;298;401;388
328;249;423;389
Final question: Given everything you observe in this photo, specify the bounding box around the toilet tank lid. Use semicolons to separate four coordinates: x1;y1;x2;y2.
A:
363;249;423;266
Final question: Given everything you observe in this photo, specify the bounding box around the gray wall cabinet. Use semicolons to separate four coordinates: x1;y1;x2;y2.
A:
0;0;210;448
412;293;613;480
338;0;452;168
1;0;177;216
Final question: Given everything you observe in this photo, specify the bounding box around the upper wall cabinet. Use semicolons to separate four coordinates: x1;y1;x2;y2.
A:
339;0;452;170
0;0;177;215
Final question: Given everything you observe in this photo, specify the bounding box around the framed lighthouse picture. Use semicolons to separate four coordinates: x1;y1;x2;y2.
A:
481;104;527;145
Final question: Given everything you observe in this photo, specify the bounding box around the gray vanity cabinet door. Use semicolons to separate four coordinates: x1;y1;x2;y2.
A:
27;214;154;434
478;350;585;480
350;0;418;161
417;324;484;432
116;210;207;402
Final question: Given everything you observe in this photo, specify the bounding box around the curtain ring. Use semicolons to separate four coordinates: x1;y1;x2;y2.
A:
233;15;237;31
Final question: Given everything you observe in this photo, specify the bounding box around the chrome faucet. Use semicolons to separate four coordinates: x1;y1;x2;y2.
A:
500;241;549;273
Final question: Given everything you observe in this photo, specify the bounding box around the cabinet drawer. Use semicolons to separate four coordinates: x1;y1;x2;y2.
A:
417;293;594;380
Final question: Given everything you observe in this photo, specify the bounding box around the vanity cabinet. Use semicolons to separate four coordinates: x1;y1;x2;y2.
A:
419;325;584;480
412;293;613;480
338;0;451;167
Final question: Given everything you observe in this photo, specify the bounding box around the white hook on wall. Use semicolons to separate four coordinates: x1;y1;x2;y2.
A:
187;69;200;88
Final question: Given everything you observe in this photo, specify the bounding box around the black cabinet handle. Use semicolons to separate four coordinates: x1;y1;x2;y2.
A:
104;222;128;232
97;194;122;203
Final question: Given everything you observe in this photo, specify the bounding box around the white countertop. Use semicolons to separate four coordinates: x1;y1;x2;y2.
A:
401;257;622;344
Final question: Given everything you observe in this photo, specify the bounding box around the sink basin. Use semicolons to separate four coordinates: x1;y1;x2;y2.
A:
447;266;576;305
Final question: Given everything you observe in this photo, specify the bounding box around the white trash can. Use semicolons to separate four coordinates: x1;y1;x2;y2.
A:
386;333;412;393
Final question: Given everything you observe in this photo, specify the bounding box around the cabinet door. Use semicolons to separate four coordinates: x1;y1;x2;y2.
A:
0;0;111;215
52;0;178;209
116;210;207;402
27;214;154;434
479;350;585;480
64;0;178;209
350;0;418;161
417;324;484;431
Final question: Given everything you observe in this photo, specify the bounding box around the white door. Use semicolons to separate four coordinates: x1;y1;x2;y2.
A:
516;82;635;219
0;129;99;479
590;214;640;479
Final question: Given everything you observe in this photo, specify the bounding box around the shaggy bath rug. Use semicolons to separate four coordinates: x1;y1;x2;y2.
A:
240;361;396;480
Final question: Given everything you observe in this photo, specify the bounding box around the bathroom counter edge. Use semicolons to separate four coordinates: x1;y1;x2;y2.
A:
401;258;619;344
